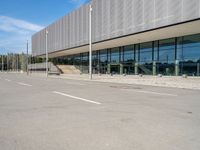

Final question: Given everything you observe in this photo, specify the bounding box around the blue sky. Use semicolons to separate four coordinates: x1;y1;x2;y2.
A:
0;0;90;54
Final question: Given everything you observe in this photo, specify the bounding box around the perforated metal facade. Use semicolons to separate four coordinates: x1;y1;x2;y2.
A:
32;0;200;56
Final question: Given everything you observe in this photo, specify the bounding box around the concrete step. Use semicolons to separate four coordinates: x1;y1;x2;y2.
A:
56;65;81;74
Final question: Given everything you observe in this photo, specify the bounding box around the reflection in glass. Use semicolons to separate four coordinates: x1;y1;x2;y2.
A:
138;42;153;75
123;45;135;74
53;33;200;76
81;52;89;73
124;45;134;63
177;34;200;76
92;51;99;74
111;48;120;63
100;49;108;74
158;38;175;75
140;42;153;63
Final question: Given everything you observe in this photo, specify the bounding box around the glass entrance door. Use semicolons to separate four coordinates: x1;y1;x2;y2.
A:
180;62;200;76
110;65;120;74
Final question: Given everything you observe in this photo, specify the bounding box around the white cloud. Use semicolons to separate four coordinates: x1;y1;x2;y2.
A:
0;16;44;33
0;16;44;53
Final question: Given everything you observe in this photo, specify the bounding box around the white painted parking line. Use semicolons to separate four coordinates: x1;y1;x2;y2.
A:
5;79;11;82
65;82;85;86
122;89;178;97
53;91;101;105
17;82;32;87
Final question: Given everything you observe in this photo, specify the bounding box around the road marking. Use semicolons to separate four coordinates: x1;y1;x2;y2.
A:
17;82;32;87
124;89;178;97
64;82;85;86
69;83;85;86
53;91;101;105
5;79;11;82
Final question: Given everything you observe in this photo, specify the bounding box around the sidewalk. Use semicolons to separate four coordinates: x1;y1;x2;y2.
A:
50;74;200;90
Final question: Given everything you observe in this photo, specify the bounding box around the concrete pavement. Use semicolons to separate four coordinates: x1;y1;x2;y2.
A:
50;73;200;90
0;73;200;150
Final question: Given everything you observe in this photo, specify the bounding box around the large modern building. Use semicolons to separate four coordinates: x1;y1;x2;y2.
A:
32;0;200;76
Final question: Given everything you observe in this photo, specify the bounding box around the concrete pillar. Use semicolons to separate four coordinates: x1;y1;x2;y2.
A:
197;63;200;76
107;64;111;74
97;64;100;74
153;61;157;76
120;64;123;75
175;60;179;76
135;63;138;75
80;65;83;73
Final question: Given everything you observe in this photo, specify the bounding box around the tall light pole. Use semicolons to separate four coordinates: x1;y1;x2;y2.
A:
11;53;13;72
16;54;18;72
89;4;93;80
7;53;8;73
1;55;3;72
27;40;29;75
30;54;32;74
45;30;49;77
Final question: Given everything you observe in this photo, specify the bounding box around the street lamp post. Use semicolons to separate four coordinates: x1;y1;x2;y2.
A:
1;55;3;72
12;53;14;72
89;4;93;80
7;53;8;73
45;30;49;77
27;40;29;75
30;54;32;74
16;54;18;72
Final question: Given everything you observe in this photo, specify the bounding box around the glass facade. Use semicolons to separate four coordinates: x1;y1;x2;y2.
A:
110;48;120;64
177;34;200;76
53;33;200;76
81;52;89;73
139;42;153;75
123;45;135;74
99;49;108;74
92;51;99;74
158;38;175;75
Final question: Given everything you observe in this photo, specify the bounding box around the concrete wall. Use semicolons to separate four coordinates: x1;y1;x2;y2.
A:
32;0;200;56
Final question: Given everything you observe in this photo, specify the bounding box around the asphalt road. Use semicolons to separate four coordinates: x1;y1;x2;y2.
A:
0;73;200;150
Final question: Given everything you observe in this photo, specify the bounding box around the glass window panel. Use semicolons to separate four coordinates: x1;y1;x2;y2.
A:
99;49;108;74
135;44;139;62
74;54;81;65
92;51;99;66
111;47;120;63
140;42;153;63
100;49;108;63
177;34;200;76
158;38;175;75
67;55;73;65
153;41;159;61
137;42;153;75
177;37;183;60
180;34;200;61
159;38;175;62
124;45;134;63
82;52;89;65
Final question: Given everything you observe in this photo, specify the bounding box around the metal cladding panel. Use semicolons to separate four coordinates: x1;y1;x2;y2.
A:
182;0;200;20
91;0;200;43
32;0;200;56
143;0;155;30
167;0;182;24
32;4;90;56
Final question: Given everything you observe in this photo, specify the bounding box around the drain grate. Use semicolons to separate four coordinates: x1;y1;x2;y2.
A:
110;85;142;90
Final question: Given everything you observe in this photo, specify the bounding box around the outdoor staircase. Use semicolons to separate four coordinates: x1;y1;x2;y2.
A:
28;62;61;75
56;65;81;74
139;65;152;75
